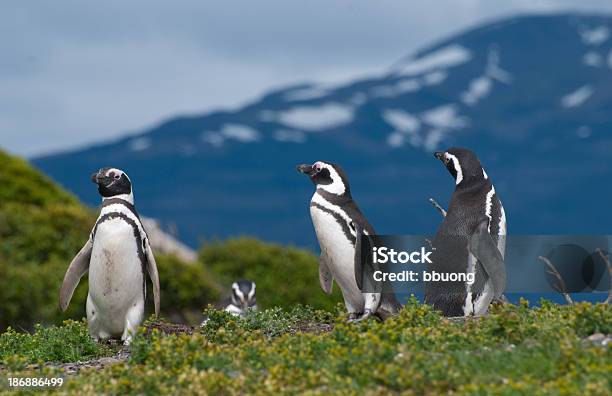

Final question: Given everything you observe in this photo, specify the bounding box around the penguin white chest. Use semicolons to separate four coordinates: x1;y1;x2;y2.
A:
310;205;359;293
89;218;144;315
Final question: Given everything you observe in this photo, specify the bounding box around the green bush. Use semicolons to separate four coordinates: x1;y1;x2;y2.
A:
0;320;110;370
155;254;222;323
199;237;342;311
0;150;96;329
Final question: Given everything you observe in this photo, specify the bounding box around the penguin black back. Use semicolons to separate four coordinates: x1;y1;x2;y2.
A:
427;148;506;317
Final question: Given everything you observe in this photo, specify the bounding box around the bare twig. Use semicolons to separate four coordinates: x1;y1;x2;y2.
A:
538;255;573;305
424;238;435;251
595;249;612;304
428;198;447;217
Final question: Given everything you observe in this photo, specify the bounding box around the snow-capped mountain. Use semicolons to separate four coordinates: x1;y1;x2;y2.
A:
33;13;612;247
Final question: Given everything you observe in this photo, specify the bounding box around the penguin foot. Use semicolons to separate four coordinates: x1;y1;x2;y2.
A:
352;309;374;323
374;309;395;322
347;312;362;322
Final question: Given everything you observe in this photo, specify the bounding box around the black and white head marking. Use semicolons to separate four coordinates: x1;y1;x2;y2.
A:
434;148;487;187
91;167;133;203
231;280;257;309
296;161;350;196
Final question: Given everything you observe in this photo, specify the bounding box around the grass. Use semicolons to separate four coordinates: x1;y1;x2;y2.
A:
0;320;111;372
1;300;610;395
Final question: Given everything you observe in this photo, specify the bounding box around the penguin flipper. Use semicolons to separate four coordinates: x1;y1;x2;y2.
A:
144;238;161;316
468;219;506;299
59;238;92;311
319;252;334;294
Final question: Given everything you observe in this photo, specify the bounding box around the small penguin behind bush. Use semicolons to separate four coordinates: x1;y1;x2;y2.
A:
297;161;401;321
201;280;257;326
426;148;507;317
59;168;160;345
225;280;258;317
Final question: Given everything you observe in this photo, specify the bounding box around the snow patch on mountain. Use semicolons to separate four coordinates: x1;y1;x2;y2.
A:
370;78;424;98
180;144;197;156
422;104;468;129
461;48;511;106
576;126;592;139
201;124;260;146
269;103;354;131
583;51;604;67
349;92;367;106
423;70;448;85
395;79;421;93
424;129;446;152
382;109;420;132
370;85;397;98
579;25;610;46
201;131;224;147
561;85;594;108
274;129;306;143
383;106;465;151
393;44;472;76
129;137;152;152
462;77;492;106
284;86;330;101
386;132;406;148
221;124;260;142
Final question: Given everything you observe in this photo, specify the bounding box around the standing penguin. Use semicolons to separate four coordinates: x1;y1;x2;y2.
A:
59;168;160;344
426;148;506;317
297;161;401;321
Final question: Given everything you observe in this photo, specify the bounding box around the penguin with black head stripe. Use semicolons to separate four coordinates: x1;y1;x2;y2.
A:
297;161;401;321
59;168;160;344
426;148;507;317
225;280;258;316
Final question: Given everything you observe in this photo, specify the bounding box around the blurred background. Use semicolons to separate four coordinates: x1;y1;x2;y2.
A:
2;1;612;329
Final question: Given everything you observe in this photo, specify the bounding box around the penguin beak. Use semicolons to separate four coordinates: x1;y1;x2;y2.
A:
434;152;445;161
297;164;315;176
91;170;108;185
91;171;101;184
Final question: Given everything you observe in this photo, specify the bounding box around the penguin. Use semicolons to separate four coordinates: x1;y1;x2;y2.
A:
297;161;402;321
225;280;258;317
200;280;257;326
59;168;160;344
425;148;506;317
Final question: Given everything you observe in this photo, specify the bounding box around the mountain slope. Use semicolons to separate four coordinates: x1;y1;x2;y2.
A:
33;13;612;247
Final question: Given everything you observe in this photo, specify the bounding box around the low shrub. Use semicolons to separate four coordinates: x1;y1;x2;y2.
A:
3;301;604;395
0;320;110;370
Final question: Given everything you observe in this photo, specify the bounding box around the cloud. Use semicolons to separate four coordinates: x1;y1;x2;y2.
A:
1;0;611;155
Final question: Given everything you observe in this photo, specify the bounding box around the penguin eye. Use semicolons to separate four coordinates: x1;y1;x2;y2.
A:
114;174;120;180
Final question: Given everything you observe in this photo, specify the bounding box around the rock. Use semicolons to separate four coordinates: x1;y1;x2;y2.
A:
141;217;197;262
585;333;612;347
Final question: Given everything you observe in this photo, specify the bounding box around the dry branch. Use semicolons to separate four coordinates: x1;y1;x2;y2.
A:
428;198;447;217
538;255;573;305
595;248;612;304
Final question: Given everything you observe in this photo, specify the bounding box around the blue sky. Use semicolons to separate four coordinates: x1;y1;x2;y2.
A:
2;0;612;156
